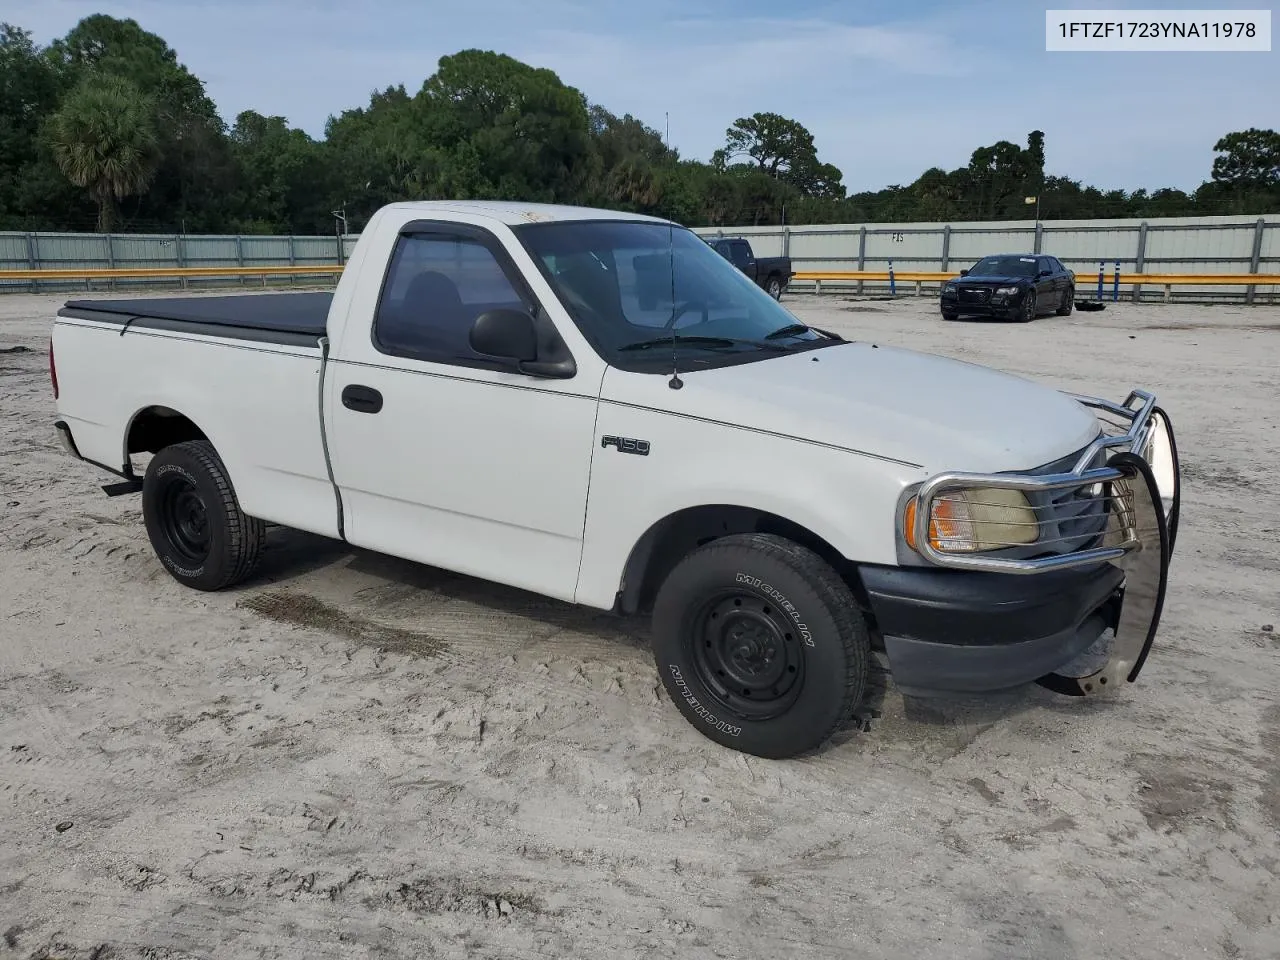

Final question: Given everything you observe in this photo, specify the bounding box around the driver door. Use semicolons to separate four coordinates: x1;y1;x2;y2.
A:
1036;257;1062;308
323;225;600;603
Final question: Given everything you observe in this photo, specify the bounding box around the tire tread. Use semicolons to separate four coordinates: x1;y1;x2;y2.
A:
156;440;265;590
655;532;868;757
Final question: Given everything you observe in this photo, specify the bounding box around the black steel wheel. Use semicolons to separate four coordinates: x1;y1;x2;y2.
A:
651;533;869;758
688;590;807;721
142;440;265;591
155;472;211;566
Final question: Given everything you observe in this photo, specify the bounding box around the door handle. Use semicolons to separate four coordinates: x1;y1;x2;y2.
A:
341;384;383;414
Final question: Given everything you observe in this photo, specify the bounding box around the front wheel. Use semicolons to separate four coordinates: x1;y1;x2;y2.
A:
142;440;265;591
650;533;869;758
1019;290;1037;322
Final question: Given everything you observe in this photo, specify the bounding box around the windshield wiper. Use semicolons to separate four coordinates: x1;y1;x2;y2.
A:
618;335;788;353
765;323;845;343
764;323;811;340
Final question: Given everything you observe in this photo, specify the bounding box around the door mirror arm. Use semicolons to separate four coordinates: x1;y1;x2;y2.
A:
517;358;576;379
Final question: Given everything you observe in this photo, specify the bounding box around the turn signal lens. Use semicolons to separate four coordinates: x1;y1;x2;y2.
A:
903;488;1039;554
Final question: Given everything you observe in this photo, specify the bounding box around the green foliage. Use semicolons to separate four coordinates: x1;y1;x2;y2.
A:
48;74;160;231
0;14;1277;233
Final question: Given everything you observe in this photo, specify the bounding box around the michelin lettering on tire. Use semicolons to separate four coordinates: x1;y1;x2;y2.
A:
156;463;196;484
668;665;742;737
734;572;815;646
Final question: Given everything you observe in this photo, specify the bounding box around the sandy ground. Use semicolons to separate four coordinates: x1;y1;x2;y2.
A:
1;287;1277;960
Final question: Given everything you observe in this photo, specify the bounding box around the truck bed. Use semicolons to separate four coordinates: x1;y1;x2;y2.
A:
60;291;332;346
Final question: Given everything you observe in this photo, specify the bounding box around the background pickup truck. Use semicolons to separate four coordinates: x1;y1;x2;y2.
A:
708;236;793;299
51;200;1180;760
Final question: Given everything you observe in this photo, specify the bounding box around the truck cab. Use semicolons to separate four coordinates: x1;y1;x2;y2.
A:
50;200;1180;759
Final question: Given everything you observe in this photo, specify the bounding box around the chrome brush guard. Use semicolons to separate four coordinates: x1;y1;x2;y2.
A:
912;389;1181;696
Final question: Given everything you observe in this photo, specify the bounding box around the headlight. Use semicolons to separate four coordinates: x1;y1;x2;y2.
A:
994;286;1020;297
903;487;1039;554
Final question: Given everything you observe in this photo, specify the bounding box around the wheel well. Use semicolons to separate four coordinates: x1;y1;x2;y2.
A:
616;505;875;625
126;406;208;457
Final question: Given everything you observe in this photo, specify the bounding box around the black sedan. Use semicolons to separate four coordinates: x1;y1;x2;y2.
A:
940;254;1075;322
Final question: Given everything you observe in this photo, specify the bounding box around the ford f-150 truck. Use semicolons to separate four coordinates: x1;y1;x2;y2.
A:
50;200;1181;759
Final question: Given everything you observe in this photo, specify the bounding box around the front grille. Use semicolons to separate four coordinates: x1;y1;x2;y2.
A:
988;445;1110;560
959;287;991;303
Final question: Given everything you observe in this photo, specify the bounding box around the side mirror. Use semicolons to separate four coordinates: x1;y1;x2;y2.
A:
469;308;576;379
470;309;537;363
959;269;969;277
1038;269;1052;278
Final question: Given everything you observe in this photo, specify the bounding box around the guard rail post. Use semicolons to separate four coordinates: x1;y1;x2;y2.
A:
1247;218;1265;305
856;226;866;296
24;232;36;294
1133;222;1148;302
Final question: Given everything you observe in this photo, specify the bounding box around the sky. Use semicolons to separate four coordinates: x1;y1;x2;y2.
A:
7;0;1277;194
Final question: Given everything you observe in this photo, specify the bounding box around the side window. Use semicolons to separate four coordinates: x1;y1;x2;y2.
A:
730;241;751;268
373;233;530;365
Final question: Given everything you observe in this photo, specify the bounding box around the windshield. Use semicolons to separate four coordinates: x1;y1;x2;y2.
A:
968;255;1038;278
515;220;831;371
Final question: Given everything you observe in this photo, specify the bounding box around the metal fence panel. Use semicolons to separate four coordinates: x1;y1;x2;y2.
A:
4;212;1280;301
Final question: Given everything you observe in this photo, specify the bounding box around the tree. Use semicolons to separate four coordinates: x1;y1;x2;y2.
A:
1211;128;1280;188
717;112;812;175
48;75;160;231
967;139;1033;219
45;14;234;231
416;49;594;202
714;112;844;201
0;23;69;226
5;13;1280;232
229;110;327;232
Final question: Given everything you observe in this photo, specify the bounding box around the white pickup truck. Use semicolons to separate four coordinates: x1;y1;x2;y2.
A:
50;200;1181;758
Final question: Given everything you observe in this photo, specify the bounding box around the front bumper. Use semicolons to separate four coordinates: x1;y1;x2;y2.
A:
941;288;1027;318
940;300;1023;319
883;390;1180;697
863;562;1124;695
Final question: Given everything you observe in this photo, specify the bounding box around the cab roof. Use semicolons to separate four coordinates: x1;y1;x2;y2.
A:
382;199;675;227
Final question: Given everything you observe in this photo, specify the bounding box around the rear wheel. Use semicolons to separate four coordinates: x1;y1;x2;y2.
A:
651;533;869;758
142;440;265;591
765;276;783;300
1056;285;1075;315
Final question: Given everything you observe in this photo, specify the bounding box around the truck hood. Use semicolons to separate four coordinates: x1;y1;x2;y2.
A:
601;342;1101;475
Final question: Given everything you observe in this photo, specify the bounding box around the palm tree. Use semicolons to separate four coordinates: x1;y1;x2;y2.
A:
48;74;160;232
